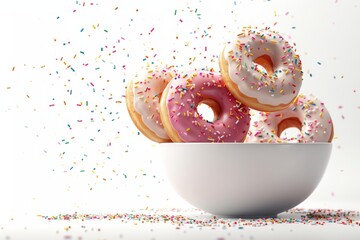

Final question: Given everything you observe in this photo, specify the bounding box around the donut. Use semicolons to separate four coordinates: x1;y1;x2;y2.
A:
245;94;334;143
219;26;303;112
126;66;176;142
159;70;250;142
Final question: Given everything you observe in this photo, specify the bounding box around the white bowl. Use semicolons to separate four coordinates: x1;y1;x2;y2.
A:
158;143;332;218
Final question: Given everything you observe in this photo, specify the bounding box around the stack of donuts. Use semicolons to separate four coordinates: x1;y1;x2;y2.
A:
126;26;334;143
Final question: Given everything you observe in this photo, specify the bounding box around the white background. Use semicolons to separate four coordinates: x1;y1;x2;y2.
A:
1;0;360;238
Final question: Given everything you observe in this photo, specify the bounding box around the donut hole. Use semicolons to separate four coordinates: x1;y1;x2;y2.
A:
277;117;302;141
197;99;221;123
254;54;274;75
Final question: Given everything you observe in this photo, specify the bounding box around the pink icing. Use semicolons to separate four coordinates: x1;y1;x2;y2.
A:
165;70;250;142
245;93;333;143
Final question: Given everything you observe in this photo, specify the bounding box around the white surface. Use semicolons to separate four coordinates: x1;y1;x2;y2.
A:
1;208;360;240
1;0;360;238
160;143;332;217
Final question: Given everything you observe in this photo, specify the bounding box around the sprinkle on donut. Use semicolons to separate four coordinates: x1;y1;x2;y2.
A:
160;70;251;142
220;26;303;112
245;94;334;143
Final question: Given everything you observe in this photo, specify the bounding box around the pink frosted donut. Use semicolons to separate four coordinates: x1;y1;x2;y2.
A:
160;70;250;142
245;94;334;143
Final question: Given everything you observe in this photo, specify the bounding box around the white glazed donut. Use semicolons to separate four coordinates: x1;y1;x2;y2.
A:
126;66;176;142
219;26;303;112
245;94;334;143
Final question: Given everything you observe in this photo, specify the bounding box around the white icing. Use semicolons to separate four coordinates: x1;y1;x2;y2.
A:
224;27;303;106
245;94;333;143
132;67;175;139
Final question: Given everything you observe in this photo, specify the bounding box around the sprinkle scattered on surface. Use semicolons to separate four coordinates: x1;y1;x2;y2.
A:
39;208;360;227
